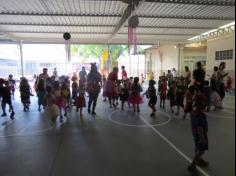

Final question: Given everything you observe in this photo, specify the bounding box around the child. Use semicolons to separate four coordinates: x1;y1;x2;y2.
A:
188;93;209;174
226;76;233;94
159;76;167;109
175;78;186;115
36;79;46;112
44;87;59;127
72;79;78;102
167;80;176;113
183;85;195;119
1;81;15;119
8;74;16;98
19;78;33;112
144;80;157;117
75;80;86;117
115;80;122;105
120;82;130;110
60;83;70;122
102;75;107;102
203;81;211;112
53;81;64;122
210;80;222;110
128;77;143;113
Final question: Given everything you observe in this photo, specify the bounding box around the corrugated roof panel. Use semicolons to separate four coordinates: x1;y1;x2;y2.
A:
0;0;47;13
115;34;190;41
138;18;183;27
178;19;234;28
137;2;235;19
162;28;209;35
0;15;120;25
0;0;127;15
138;18;234;28
120;27;167;34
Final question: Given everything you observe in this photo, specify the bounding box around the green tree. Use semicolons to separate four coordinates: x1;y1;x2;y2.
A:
71;44;128;69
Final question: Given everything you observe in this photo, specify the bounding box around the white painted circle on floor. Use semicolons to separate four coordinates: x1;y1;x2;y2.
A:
108;110;171;128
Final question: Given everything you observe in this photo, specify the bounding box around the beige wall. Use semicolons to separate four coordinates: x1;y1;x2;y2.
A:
145;45;179;79
206;34;235;75
145;34;235;89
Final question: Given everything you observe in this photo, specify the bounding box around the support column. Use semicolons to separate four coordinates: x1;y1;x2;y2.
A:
177;44;181;76
19;40;24;77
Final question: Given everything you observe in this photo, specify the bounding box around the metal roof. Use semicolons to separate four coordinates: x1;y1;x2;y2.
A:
0;0;235;44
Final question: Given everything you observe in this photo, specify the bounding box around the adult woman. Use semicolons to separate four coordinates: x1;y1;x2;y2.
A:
217;62;228;100
86;63;102;115
103;67;119;108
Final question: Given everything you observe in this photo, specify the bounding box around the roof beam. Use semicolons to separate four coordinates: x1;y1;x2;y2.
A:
4;31;194;36
0;12;120;18
0;22;214;30
142;0;235;6
139;15;235;21
95;0;235;6
108;0;145;43
0;12;233;21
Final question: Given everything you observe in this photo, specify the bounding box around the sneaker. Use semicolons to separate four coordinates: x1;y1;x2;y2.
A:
197;159;209;167
150;113;155;117
88;109;91;114
10;112;15;119
187;165;198;175
92;111;96;115
1;113;7;117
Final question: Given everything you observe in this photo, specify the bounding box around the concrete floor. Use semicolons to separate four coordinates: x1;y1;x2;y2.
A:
0;92;235;176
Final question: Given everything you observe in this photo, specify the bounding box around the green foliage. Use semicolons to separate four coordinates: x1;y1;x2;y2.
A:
71;44;128;68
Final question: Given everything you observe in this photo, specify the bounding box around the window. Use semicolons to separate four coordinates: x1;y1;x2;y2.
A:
215;50;233;60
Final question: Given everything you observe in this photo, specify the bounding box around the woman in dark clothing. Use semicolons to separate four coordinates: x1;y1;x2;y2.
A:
86;63;102;115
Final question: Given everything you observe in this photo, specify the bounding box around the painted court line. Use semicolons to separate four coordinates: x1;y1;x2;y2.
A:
139;116;210;176
108;110;171;128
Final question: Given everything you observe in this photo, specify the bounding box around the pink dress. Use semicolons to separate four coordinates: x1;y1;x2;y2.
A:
128;84;143;104
210;91;222;108
103;72;118;98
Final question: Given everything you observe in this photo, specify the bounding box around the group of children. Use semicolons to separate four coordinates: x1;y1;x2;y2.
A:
1;70;232;174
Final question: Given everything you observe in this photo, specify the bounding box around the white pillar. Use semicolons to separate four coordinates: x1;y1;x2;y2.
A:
19;40;24;77
177;44;181;76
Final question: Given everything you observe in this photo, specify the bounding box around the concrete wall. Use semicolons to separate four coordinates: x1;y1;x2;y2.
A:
145;34;235;89
145;45;179;79
206;34;235;88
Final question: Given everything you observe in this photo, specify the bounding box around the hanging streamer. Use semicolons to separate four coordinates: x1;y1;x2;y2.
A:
63;32;71;62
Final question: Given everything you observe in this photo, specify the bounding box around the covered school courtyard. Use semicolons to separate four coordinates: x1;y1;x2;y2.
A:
0;0;235;176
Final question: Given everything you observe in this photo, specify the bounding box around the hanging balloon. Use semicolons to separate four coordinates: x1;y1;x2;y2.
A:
128;16;139;28
63;32;71;40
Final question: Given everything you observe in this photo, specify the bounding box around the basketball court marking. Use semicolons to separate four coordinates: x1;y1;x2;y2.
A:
107;110;171;128
139;116;210;176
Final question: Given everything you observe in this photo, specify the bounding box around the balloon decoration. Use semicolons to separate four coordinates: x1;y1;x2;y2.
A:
128;16;139;55
63;32;71;62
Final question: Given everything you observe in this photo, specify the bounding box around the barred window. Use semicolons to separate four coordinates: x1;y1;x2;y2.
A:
215;50;233;60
